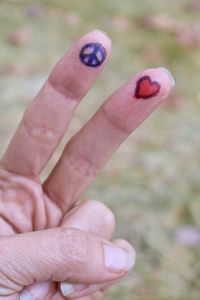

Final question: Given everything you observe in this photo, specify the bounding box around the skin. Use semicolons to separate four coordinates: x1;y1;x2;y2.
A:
0;29;174;300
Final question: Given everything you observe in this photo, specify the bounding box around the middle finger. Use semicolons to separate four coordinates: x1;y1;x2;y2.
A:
44;68;174;212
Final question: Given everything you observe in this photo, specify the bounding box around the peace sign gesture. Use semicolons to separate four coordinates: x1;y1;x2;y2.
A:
0;29;174;300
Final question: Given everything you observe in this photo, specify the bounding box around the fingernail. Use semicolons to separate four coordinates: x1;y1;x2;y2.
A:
92;29;111;39
103;244;136;273
60;282;86;297
20;281;50;300
158;67;175;87
20;290;34;300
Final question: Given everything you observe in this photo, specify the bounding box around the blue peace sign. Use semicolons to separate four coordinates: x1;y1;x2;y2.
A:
79;43;106;67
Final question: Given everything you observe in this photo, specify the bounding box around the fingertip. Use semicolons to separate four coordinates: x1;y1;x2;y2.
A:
61;199;116;240
20;281;50;300
60;282;86;298
84;199;116;235
134;67;174;101
78;29;112;67
48;29;112;102
90;29;112;42
155;67;175;99
158;67;175;87
112;239;136;268
88;29;112;47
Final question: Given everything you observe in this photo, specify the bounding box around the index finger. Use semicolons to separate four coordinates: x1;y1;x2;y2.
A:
1;30;111;178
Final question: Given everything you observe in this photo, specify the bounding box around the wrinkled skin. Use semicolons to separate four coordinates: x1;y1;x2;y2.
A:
0;169;61;235
0;169;115;299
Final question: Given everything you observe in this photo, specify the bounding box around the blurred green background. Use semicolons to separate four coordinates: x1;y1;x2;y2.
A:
0;0;200;299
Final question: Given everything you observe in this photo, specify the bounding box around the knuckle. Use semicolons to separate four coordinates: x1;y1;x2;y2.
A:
103;206;116;233
22;116;57;144
58;228;90;264
80;200;115;239
85;199;116;231
67;149;99;178
22;103;60;143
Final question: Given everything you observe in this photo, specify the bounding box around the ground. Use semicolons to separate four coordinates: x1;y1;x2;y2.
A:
0;1;200;299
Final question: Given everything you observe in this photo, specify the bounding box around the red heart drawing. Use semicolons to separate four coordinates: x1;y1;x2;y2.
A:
135;76;161;99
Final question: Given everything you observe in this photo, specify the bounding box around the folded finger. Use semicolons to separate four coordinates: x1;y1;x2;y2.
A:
44;67;174;211
1;30;111;178
1;228;135;288
20;199;116;300
61;199;115;239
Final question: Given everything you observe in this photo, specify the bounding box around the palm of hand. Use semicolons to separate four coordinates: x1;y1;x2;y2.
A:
0;169;61;235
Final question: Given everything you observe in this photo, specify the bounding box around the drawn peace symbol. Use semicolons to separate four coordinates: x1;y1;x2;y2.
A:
79;43;106;67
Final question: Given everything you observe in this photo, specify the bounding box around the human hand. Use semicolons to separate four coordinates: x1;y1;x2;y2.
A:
0;29;174;299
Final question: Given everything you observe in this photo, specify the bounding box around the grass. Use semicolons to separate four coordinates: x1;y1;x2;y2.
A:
0;0;200;299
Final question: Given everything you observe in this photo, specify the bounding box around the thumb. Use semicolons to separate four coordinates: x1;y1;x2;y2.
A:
0;227;135;296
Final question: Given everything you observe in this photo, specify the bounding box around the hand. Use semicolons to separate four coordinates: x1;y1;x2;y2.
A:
0;29;174;300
